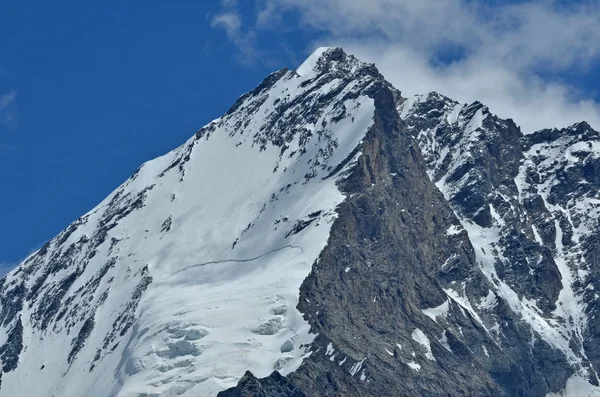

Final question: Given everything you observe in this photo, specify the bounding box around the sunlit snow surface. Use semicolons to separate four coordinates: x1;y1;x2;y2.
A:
0;48;376;397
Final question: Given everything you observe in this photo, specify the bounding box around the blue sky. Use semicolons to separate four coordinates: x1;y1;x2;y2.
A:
2;0;600;271
0;2;311;269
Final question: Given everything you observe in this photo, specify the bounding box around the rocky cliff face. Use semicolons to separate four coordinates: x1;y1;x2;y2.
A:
1;48;599;397
405;94;600;386
220;52;600;397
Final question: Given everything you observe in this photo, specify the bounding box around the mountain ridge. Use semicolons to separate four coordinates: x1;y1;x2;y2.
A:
1;47;599;397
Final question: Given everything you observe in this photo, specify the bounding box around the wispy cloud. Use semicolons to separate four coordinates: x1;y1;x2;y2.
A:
0;90;15;109
212;0;600;132
0;89;17;150
0;89;16;127
210;6;258;64
0;90;17;150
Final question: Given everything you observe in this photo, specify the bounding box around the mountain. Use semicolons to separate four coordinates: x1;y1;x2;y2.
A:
1;47;599;397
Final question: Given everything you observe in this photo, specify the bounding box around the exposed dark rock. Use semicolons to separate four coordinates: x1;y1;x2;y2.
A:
0;281;25;327
100;267;152;358
68;316;95;363
0;317;23;373
285;78;503;397
226;50;596;397
32;267;84;331
218;371;305;397
160;216;172;233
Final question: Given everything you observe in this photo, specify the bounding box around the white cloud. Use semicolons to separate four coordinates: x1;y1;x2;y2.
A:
211;12;242;39
211;9;258;64
0;89;16;127
261;0;600;72
0;90;15;110
212;0;600;132
341;40;600;133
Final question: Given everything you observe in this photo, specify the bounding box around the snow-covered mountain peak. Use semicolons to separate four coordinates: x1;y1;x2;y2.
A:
2;48;600;397
295;47;333;76
295;47;381;80
0;48;389;397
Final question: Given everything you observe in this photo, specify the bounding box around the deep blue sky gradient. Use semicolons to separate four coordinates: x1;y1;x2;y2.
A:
0;3;312;268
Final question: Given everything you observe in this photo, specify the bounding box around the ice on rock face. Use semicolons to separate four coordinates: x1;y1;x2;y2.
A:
407;361;421;371
411;328;435;361
422;300;450;323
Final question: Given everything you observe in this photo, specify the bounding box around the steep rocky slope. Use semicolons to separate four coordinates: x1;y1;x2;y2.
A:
405;94;600;381
1;48;600;397
221;54;600;397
